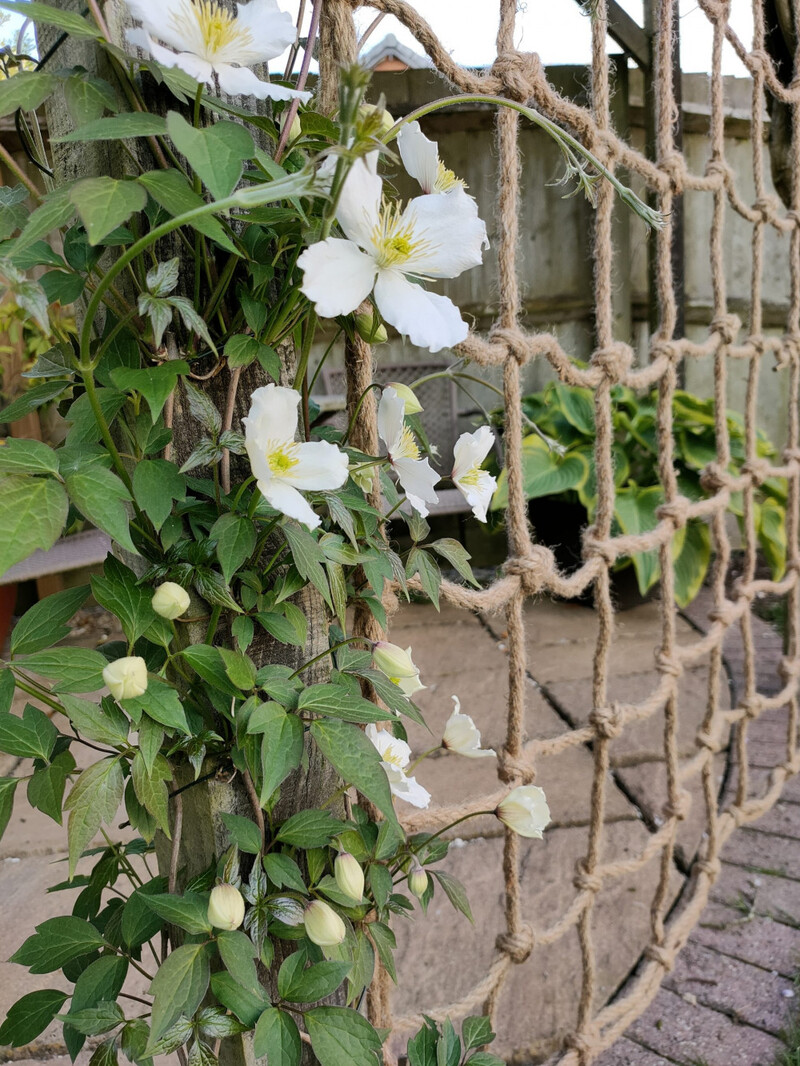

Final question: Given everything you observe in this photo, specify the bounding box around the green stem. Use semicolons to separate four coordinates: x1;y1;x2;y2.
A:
79;360;134;494
383;96;664;230
204;605;222;645
407;744;443;774
409;810;495;854
9;673;63;712
289;635;372;679
232;475;256;513
308;327;343;393
342;383;382;445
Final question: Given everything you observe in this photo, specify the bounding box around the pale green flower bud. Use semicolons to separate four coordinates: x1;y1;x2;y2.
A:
207;883;245;931
102;656;148;701
304;899;346;946
359;102;395;138
350;465;374;495
355;310;388;345
372;642;425;698
496;785;551;839
386;382;423;415
334;852;364;903
408;862;428;899
151;581;191;620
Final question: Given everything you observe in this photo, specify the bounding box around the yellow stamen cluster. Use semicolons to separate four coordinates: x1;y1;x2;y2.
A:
372;201;428;269
380;742;406;768
182;0;241;56
392;424;421;461
434;160;467;193
266;443;300;476
458;465;484;487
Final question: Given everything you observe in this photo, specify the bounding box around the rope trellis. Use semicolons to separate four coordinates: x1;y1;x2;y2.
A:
321;0;800;1061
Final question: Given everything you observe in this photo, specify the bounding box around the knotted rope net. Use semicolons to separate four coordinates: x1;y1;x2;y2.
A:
320;0;800;1061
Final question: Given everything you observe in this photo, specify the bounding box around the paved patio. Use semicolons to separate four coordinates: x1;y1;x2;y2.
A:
1;592;798;1065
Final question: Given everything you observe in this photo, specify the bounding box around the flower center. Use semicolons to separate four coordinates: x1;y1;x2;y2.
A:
434;160;467;193
266;442;300;476
187;0;240;56
458;465;484;487
391;424;421;462
381;743;406;769
372;201;428;269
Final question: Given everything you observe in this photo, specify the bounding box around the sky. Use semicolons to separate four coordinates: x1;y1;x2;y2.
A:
1;0;757;77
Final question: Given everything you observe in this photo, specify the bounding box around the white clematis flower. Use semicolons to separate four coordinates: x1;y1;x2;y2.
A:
298;156;487;353
398;121;469;197
451;425;497;523
496;785;551;839
372;641;426;699
125;0;311;102
366;724;431;809
378;387;439;517
243;384;349;530
442;696;495;758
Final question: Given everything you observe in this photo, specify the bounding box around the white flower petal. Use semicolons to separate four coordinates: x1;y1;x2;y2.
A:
452;426;495;480
374;270;467;353
216;63;311;101
126;0;204;54
219;0;296;63
284;441;350;490
127;27;214;82
391;773;431;808
397;121;440;194
243;384;299;447
443;696;495;758
298;238;377;319
392;456;439;517
262;479;321;529
402;192;487;278
377;386;406;454
336;155;383;250
366;724;411;767
454;469;497;523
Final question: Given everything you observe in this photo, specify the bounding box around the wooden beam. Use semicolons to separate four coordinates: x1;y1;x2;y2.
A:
590;0;652;71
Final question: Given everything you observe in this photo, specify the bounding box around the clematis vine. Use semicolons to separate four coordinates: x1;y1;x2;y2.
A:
451;426;497;523
298;155;487;352
366;724;431;809
378;387;439;517
125;0;311;102
243;384;349;530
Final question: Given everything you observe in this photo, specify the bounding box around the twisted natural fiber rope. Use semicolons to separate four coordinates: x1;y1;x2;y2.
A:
320;0;800;1060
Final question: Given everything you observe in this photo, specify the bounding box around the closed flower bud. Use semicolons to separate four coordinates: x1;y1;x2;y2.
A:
334;852;364;903
372;642;425;698
496;785;551;839
151;581;191;620
408;862;428;899
304;899;346;946
350;465;374;495
355;310;388;345
386;381;423;415
103;656;148;701
208;883;245;931
359;102;395;138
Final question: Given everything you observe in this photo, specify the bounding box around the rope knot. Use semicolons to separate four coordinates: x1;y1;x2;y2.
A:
742;457;773;485
696;856;721;879
700;462;730;494
496;746;535;785
582;527;617;566
573;860;603;894
786;210;800;228
660;150;685;192
496;924;534;963
656;495;691;528
740;694;764;719
780;656;800;682
592;342;633;383
754;195;778;222
655;650;683;678
650;337;681;364
489;325;531;365
711;313;741;346
782;446;800;464
504;546;556;596
708;597;738;624
563;1029;600;1057
748;48;770;76
490;50;543;103
589;704;622;740
662;790;692;821
644;943;674;971
695;727;719;752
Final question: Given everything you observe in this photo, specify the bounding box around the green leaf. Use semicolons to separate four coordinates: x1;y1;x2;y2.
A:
219;812;262;855
181;645;240;698
0;437;60;477
21;646;108;692
430;538;479;587
491;435;588;510
60;693;129;746
166;112;254;200
283;523;333;609
220;647;256;691
253;704;303;804
217;929;259;994
305;1006;383;1066
65;466;136;554
673;519;712;608
60;1001;125;1036
131;752;171;835
0;989;69;1046
0;474;68;579
138;169;238;254
0;777;18;841
10;915;106;973
63;74;117;127
256;610;305;648
39;268;85;306
310;719;399;828
462;1017;495;1052
253;1007;301;1066
132;458;186;531
121;875;168;948
66;955;127;1059
210;972;268;1028
111;361;189;424
432;870;473;923
144;891;212;934
64;757;124;878
56;113;167;142
69;177;146;245
211;513;256;583
11;584;89;655
464;1055;505;1066
280;960;351;1004
196;1006;249;1039
299;683;395;724
0;71;57;117
122;678;190;735
147;943;211;1044
263;852;306;893
758;497;787;582
5;187;76;258
368;921;396;983
614;485;664;596
0;0;99;36
92;560;155;644
0;703;57;759
27;751;75;823
0;379;70;423
276;808;347;849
